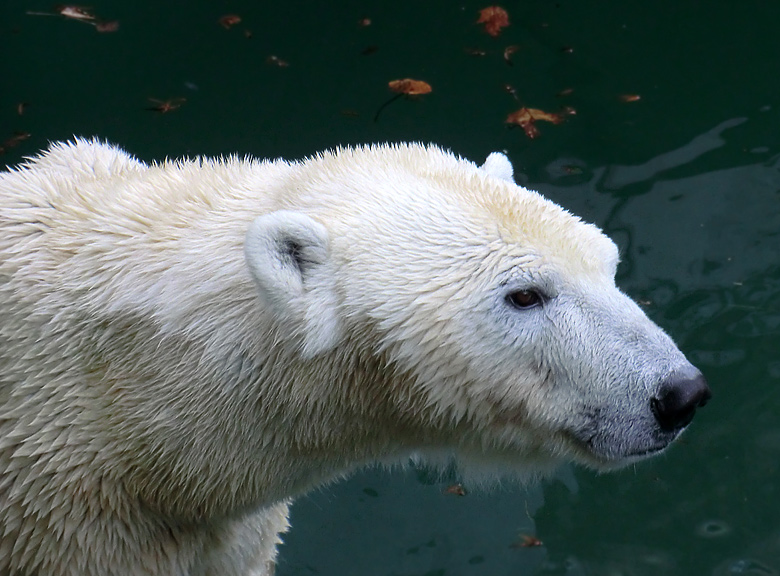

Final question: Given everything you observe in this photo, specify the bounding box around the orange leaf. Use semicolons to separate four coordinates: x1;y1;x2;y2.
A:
388;79;432;95
619;94;641;102
506;107;563;139
477;6;509;37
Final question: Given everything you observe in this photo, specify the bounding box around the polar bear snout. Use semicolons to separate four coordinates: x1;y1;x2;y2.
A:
651;368;711;432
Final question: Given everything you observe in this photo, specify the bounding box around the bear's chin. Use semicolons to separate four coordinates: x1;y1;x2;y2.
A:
566;433;681;472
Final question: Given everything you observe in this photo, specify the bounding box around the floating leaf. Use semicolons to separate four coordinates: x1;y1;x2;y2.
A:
388;79;432;95
477;6;509;37
219;14;241;29
511;534;543;548
57;5;95;21
375;79;432;121
357;17;372;27
443;484;467;496
27;6;118;32
146;98;186;113
0;131;31;154
619;94;641;102
506;107;564;139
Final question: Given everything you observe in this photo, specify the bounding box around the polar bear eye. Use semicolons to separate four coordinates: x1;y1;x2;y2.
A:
506;289;543;310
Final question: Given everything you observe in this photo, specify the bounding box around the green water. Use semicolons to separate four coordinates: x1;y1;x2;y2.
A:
2;1;779;574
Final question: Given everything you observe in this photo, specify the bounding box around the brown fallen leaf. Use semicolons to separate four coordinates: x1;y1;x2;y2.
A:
357;17;372;27
506;107;564;139
619;94;641;102
146;97;186;113
443;483;467;496
477;6;509;37
375;78;433;122
219;14;241;29
388;79;432;95
511;534;543;548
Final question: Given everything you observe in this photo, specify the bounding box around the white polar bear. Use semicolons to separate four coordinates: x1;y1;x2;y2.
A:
0;140;710;575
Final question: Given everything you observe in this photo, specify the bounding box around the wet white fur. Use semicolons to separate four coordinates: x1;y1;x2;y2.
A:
0;140;694;575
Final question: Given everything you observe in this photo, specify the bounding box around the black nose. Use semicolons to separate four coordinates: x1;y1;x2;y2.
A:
651;368;711;432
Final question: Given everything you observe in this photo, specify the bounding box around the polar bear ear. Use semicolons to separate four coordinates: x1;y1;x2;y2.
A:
245;211;342;358
481;152;515;183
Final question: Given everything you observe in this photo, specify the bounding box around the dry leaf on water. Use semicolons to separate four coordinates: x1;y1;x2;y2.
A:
0;132;31;154
506;107;564;139
374;79;432;122
510;534;543;548
219;14;241;29
57;5;95;21
27;5;118;32
146;98;186;113
443;484;467;496
477;6;509;37
388;79;433;95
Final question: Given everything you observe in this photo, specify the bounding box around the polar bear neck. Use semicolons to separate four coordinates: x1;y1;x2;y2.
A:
0;152;454;524
90;316;444;521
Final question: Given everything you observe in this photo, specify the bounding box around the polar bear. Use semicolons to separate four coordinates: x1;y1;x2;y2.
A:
0;140;710;575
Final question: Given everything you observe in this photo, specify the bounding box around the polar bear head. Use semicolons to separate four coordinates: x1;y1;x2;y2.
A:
244;144;710;476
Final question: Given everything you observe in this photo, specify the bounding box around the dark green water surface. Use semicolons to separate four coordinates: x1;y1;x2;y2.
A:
2;1;779;574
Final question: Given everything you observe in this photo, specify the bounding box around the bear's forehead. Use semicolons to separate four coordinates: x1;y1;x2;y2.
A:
311;144;619;279
474;186;619;279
